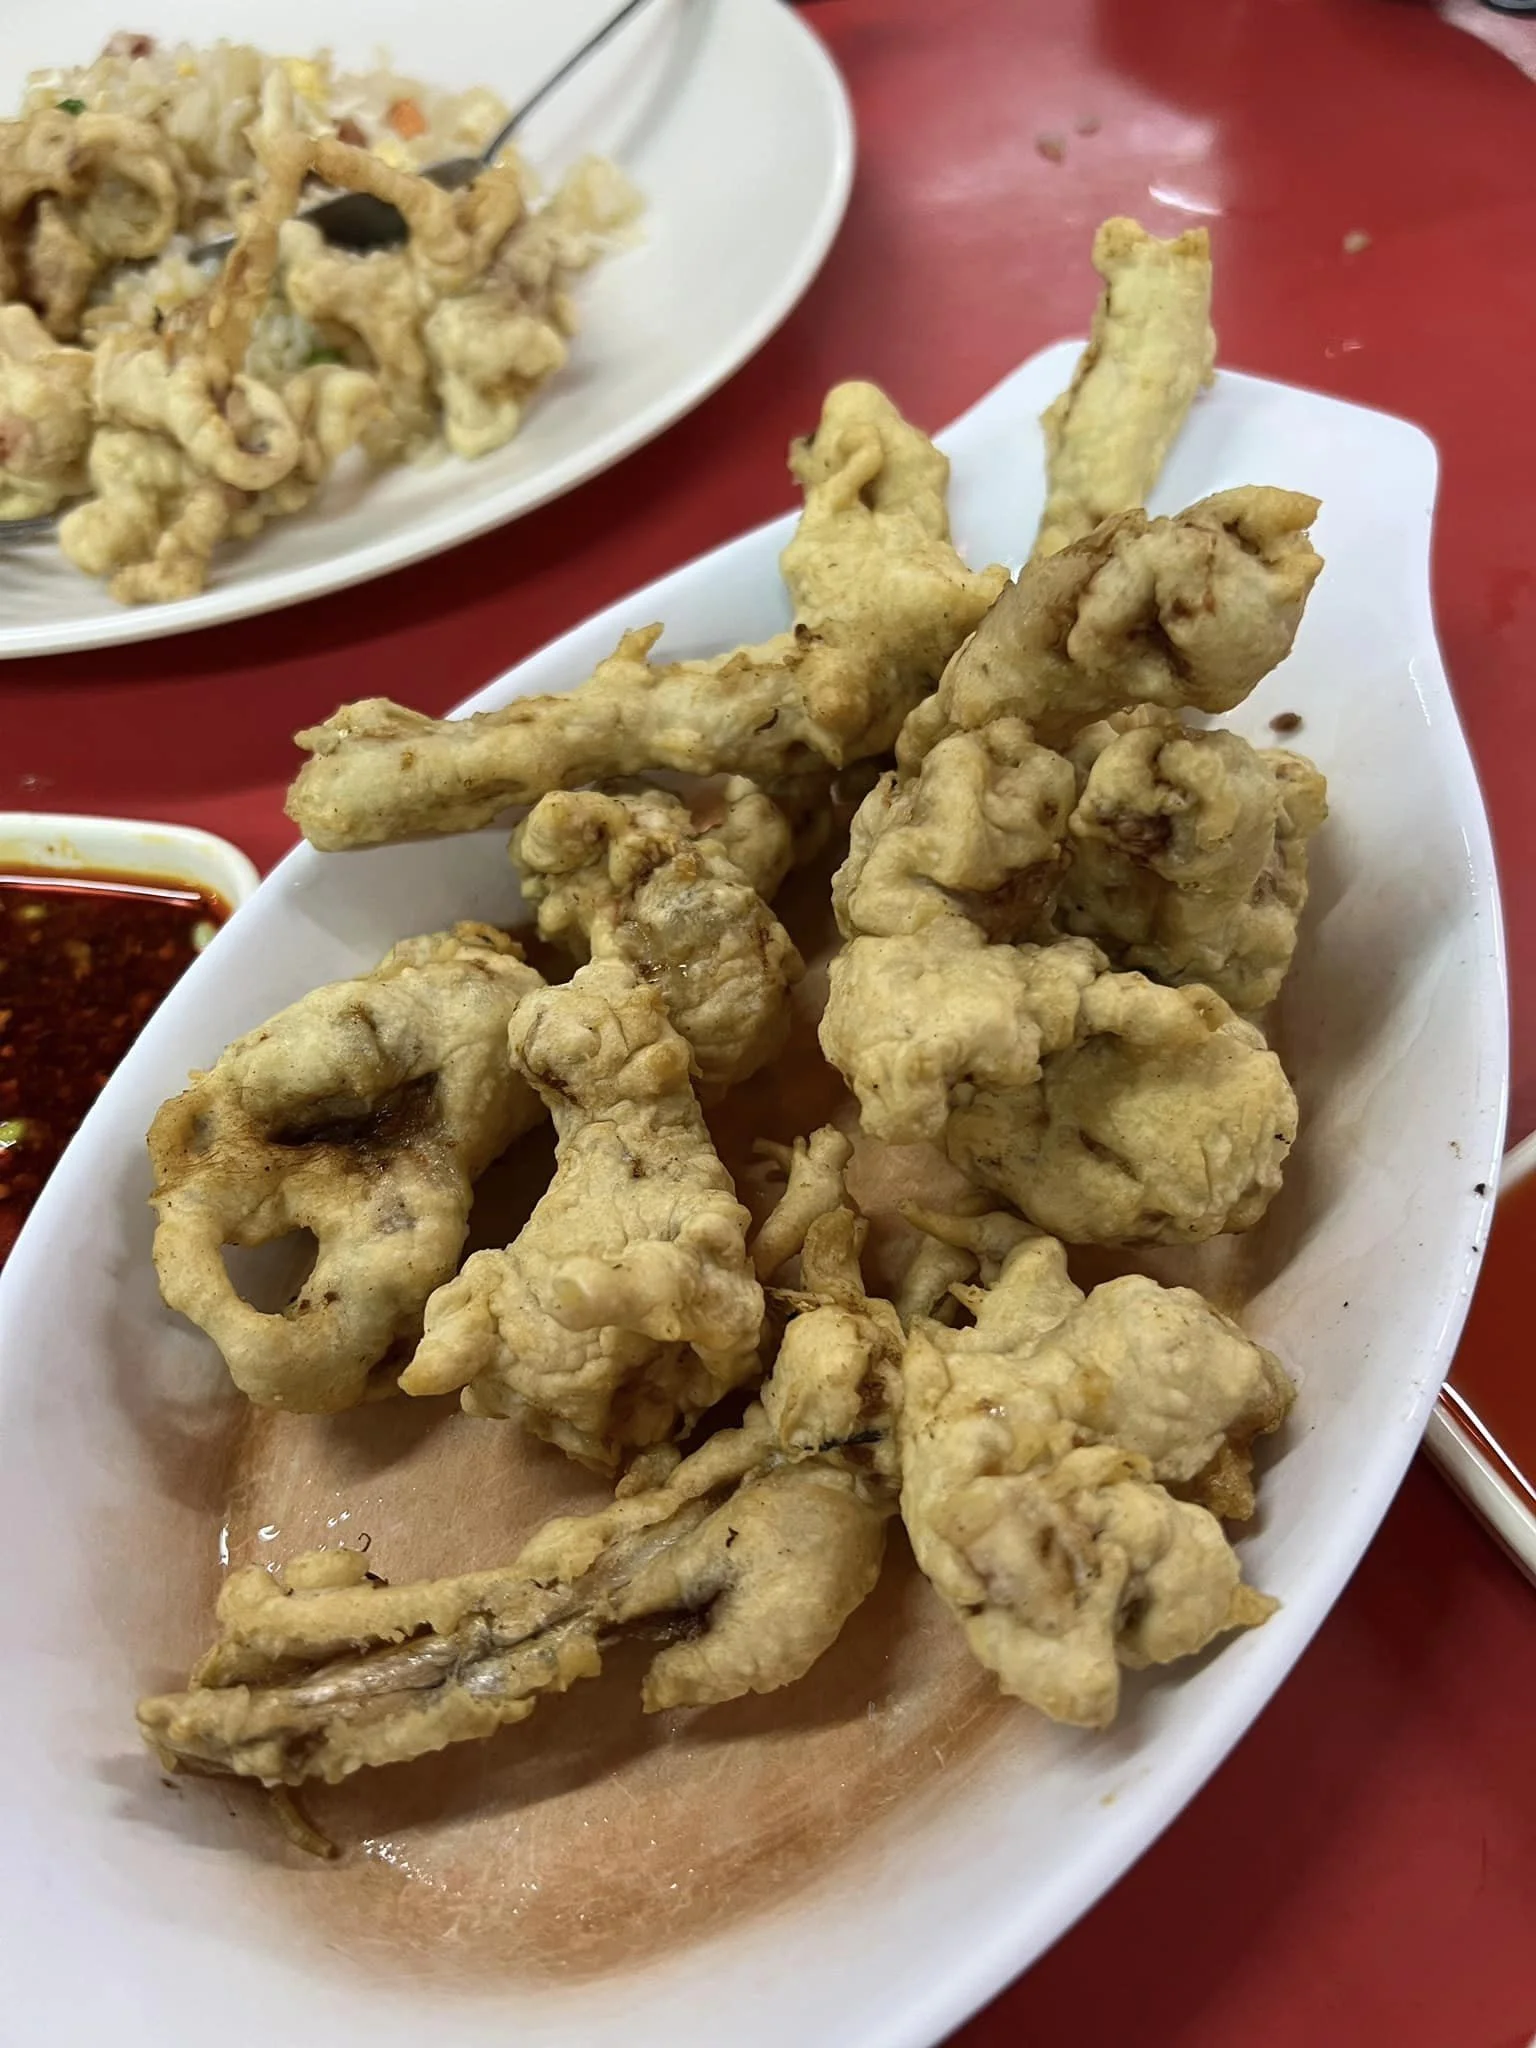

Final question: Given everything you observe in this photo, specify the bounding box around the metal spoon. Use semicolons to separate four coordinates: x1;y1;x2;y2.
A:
192;0;659;262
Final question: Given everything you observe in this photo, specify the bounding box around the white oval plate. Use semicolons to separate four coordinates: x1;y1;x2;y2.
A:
0;0;852;659
0;347;1508;2046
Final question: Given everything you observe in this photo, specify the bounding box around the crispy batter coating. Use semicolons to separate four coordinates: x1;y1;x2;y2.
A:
512;782;803;1097
900;1226;1291;1727
0;303;93;517
833;721;1076;942
58;359;386;605
636;1202;902;1710
1033;218;1215;561
89;329;300;490
750;1127;855;1281
1057;707;1329;1011
55;138;379;603
0;107;179;338
821;927;1100;1148
57;426;239;604
822;931;1297;1243
136;1427;764;1785
824;486;1316;1232
899;486;1323;766
893;1196;1031;1327
427;157;635;458
948;964;1297;1244
778;380;1010;745
148;924;544;1413
280;228;430;443
759;1204;904;1488
16;106;633;604
139;1146;899;1785
401;960;764;1467
85;136;308;485
285;381;1008;849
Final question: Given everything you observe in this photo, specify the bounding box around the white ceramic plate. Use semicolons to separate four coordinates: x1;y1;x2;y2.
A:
0;348;1508;2046
0;0;853;659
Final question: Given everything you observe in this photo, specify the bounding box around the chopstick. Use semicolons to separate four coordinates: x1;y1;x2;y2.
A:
1423;1128;1536;1589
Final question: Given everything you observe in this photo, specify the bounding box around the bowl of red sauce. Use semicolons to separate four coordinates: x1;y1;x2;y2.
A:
0;814;258;1267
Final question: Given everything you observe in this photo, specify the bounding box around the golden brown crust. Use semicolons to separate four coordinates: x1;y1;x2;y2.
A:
148;924;545;1412
139;1143;901;1785
512;782;803;1098
1033;216;1215;560
399;960;765;1467
899;1229;1291;1727
286;383;1007;849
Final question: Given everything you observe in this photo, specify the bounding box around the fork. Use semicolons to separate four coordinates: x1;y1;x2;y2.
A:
0;512;57;545
0;0;659;547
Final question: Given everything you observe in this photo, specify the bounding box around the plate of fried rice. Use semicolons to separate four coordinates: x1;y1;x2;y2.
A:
0;0;853;655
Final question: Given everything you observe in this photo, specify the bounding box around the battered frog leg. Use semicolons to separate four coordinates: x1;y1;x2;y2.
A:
141;1170;904;1785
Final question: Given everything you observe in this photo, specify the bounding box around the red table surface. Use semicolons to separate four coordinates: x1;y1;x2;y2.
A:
5;0;1536;2039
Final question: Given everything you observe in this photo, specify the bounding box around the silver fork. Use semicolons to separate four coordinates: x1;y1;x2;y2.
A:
0;0;658;547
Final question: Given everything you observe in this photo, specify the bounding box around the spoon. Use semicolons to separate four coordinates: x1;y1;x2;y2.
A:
191;0;659;262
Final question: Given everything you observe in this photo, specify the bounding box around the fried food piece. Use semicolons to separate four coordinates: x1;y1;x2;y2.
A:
64;374;384;612
401;959;764;1467
821;928;1101;1147
0;304;93;518
825;488;1316;1213
285;381;1008;849
512;781;803;1097
279;231;434;448
1056;708;1328;1011
230;361;393;524
900;1225;1292;1727
86;137;308;491
899;486;1323;766
139;1149;900;1785
950;966;1297;1243
833;721;1076;942
137;1425;767;1784
749;1127;855;1280
137;1429;884;1785
893;1196;1032;1327
148;925;544;1413
634;1200;901;1709
57;426;241;605
279;151;634;460
0;107;180;338
759;1204;904;1485
56;140;317;601
778;379;1009;744
1033;218;1215;561
832;480;1319;1026
822;931;1296;1243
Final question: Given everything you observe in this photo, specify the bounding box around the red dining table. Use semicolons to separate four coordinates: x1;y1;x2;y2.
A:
6;0;1535;2040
